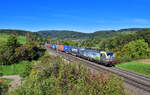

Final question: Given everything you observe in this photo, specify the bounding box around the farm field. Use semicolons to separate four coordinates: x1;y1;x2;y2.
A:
0;33;26;44
0;61;28;75
0;49;50;76
0;78;12;86
117;59;150;77
0;34;27;76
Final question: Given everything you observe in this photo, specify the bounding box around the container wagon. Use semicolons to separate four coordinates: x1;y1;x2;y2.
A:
46;43;116;66
58;45;64;51
56;45;59;50
47;44;51;48
64;46;72;53
71;47;80;56
51;44;56;49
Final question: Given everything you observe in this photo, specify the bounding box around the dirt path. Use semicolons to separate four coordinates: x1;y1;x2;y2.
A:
138;59;150;64
1;75;21;91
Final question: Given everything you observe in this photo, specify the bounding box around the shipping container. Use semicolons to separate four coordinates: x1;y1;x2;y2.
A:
47;44;51;47
82;50;88;58
51;44;56;49
58;45;64;51
64;46;72;53
56;45;59;49
71;47;80;55
78;48;85;56
50;44;53;48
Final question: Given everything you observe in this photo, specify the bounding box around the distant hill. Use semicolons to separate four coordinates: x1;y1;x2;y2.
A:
37;28;150;39
0;29;31;36
0;28;150;40
118;28;150;32
0;29;40;37
38;30;90;39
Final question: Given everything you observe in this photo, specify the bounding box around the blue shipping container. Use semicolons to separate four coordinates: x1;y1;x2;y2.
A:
82;50;88;57
71;47;80;54
56;45;59;49
52;44;56;49
50;44;53;48
64;46;72;52
50;44;55;49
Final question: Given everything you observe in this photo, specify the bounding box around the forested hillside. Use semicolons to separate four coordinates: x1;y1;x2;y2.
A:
0;28;149;40
38;30;90;39
38;28;150;39
0;29;33;36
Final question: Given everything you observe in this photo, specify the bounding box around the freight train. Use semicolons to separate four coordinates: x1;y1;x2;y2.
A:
46;43;116;66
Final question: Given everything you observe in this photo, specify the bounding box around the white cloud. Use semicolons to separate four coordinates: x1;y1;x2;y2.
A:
132;18;149;24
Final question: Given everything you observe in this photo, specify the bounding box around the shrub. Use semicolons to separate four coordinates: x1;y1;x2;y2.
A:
0;81;9;95
0;35;45;65
10;56;127;95
21;62;33;78
116;39;150;63
25;41;45;61
15;45;28;61
122;40;150;58
116;56;132;63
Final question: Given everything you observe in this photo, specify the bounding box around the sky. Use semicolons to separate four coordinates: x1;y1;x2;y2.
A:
0;0;150;33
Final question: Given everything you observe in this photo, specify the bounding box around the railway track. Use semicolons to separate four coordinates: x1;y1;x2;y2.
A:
47;47;150;94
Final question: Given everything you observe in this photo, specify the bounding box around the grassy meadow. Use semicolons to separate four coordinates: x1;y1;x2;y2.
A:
0;61;28;75
0;33;26;44
0;78;12;85
117;59;150;77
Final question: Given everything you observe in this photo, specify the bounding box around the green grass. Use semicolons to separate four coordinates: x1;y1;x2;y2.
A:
0;34;7;44
17;36;26;44
0;61;28;75
0;78;13;85
45;50;50;56
117;61;150;77
0;33;26;44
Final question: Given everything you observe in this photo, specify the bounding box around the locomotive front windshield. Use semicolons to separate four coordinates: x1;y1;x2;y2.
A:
107;52;115;59
107;52;114;56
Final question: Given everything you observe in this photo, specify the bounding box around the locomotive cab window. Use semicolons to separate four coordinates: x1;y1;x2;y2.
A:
107;52;114;56
101;53;106;58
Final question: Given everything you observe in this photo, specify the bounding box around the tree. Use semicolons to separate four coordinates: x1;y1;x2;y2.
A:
6;34;19;50
0;35;19;65
121;39;150;59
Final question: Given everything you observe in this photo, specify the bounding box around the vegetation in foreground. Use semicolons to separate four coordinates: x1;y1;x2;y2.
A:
117;60;150;77
0;34;46;95
0;61;28;75
0;33;26;44
0;78;12;85
0;78;13;95
9;56;128;95
0;34;45;65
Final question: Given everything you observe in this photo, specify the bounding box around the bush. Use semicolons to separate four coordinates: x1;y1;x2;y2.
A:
0;81;9;95
15;45;28;61
116;39;150;63
116;56;132;63
21;62;32;78
10;56;127;95
0;35;45;65
25;41;45;61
